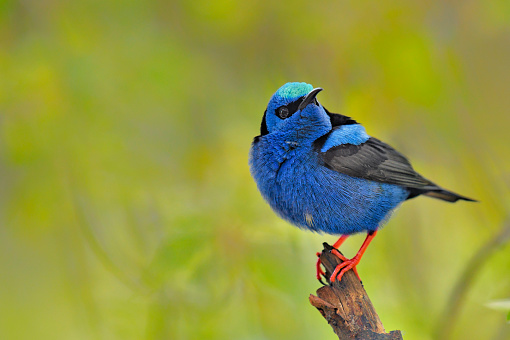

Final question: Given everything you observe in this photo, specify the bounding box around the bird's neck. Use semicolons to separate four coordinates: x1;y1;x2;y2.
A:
287;114;331;145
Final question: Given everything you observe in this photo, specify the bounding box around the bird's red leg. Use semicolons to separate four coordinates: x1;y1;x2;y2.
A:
316;235;349;283
333;234;349;249
330;230;377;283
331;235;350;262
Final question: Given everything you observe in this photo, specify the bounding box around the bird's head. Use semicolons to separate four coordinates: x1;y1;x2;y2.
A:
260;82;330;136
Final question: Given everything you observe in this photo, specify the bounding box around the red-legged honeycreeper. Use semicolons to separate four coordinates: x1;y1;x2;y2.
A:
249;82;476;283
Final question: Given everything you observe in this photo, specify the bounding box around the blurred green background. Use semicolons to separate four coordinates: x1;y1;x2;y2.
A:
1;1;510;339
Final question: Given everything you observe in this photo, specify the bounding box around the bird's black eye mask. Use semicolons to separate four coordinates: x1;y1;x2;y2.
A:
260;96;322;136
275;96;305;120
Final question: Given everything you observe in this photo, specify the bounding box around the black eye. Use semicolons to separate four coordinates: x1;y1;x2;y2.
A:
277;106;290;119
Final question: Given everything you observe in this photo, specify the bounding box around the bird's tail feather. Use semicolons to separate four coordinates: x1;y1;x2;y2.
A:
424;189;477;203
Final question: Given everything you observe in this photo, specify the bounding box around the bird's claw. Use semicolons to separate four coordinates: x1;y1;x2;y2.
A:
316;252;327;285
329;252;361;282
317;247;362;284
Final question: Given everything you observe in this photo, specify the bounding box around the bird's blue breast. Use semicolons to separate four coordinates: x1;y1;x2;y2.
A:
249;137;409;235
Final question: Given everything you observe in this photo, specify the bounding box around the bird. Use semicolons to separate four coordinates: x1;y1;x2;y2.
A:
249;82;476;284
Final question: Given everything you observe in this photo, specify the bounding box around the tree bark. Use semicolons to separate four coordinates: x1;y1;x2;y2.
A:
310;243;403;340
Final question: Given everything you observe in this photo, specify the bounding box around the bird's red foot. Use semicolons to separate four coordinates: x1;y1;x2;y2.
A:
328;231;377;283
316;252;326;285
316;235;351;284
330;249;361;282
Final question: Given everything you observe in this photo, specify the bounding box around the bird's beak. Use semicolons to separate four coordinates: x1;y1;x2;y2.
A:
298;88;323;111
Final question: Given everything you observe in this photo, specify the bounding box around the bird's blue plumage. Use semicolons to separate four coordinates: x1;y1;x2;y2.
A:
250;83;475;284
320;124;369;152
250;82;409;235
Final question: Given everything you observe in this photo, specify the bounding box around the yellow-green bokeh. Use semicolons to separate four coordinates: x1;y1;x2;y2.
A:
1;1;510;339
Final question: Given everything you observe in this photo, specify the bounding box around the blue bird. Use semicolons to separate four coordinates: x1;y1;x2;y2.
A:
249;82;475;283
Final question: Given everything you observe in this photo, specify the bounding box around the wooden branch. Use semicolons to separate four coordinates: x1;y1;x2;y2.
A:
310;243;403;340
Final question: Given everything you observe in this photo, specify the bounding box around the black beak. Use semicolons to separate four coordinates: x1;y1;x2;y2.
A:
298;88;323;111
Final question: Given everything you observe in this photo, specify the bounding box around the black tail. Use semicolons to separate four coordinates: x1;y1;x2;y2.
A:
424;189;477;203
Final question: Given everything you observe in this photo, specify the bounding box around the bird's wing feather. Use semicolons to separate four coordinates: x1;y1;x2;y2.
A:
316;136;437;190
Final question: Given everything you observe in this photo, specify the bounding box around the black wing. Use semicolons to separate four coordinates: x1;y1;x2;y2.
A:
315;131;475;202
317;136;435;189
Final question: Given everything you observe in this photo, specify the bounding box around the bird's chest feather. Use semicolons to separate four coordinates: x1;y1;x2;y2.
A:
250;139;408;235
